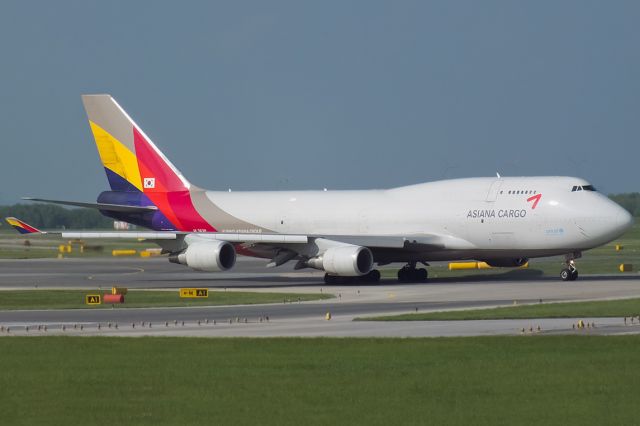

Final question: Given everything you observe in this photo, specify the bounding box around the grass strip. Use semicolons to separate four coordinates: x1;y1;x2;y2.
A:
360;298;640;321
0;289;332;310
0;336;639;425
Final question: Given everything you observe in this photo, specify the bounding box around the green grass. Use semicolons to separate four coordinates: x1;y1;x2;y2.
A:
0;229;158;259
0;290;332;310
0;336;638;425
361;298;640;321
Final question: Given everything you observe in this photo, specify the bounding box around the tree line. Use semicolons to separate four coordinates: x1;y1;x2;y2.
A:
1;193;639;230
0;204;113;230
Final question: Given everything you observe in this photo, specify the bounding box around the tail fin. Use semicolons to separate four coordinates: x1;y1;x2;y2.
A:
81;95;214;232
5;217;43;234
81;94;192;193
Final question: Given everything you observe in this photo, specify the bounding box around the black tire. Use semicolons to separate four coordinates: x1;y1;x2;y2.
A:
397;268;408;282
368;269;381;283
560;268;572;282
417;268;428;281
569;270;578;281
324;273;336;284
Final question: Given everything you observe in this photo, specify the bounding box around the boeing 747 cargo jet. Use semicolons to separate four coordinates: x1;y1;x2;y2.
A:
7;95;634;283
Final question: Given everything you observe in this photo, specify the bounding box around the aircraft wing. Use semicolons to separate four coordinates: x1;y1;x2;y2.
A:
5;217;473;255
23;197;158;213
57;232;457;248
61;231;475;252
59;231;307;243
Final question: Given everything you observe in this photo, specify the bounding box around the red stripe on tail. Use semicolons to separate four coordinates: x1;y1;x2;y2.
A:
133;128;215;232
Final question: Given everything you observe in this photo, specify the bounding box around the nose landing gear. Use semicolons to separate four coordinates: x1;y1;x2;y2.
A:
560;257;579;281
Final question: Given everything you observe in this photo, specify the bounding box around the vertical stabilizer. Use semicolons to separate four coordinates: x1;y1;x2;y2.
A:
82;95;213;232
82;94;191;193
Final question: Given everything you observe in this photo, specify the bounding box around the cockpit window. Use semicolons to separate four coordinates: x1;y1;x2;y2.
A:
571;185;596;192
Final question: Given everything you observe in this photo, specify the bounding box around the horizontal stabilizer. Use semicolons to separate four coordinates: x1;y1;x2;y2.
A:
23;197;157;213
5;217;44;234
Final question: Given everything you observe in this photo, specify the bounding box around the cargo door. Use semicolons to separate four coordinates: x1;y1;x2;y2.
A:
485;179;503;202
485;179;511;247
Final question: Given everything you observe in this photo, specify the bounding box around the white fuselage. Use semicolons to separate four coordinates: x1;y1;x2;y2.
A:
202;176;632;262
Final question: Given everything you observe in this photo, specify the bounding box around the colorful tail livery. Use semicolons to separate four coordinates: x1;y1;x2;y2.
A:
5;217;42;234
82;95;216;232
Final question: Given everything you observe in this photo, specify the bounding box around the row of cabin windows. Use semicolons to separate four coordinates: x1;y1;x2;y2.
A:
572;185;596;192
499;190;537;195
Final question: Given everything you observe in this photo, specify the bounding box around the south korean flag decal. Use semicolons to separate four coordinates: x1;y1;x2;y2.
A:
143;177;156;189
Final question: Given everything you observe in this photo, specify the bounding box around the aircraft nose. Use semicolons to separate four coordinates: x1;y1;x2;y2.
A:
616;208;634;233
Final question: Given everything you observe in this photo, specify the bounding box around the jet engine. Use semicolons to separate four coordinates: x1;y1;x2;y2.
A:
306;245;373;276
482;258;528;267
169;241;236;272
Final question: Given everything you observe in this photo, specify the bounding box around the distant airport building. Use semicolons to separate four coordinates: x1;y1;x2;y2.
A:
113;221;133;230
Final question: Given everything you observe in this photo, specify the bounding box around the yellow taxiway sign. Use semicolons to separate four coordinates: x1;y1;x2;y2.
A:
179;288;209;298
85;294;101;305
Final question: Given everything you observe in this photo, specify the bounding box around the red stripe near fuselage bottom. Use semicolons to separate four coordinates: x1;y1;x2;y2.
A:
235;244;270;259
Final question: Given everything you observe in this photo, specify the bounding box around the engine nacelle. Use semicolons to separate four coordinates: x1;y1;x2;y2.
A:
169;241;236;272
307;245;373;276
482;258;528;267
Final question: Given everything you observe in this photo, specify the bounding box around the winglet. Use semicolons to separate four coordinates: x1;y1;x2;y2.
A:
4;217;44;235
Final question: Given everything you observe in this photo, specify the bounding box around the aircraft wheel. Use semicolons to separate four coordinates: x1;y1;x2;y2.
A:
417;268;428;281
569;269;578;281
560;269;572;282
367;269;381;283
397;267;428;283
324;273;337;284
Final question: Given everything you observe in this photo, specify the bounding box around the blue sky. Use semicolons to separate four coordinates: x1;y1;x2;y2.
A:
0;1;638;204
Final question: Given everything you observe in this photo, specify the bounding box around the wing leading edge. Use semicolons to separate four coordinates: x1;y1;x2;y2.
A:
4;216;474;270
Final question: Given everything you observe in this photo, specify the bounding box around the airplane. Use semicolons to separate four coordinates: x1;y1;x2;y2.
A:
6;94;634;283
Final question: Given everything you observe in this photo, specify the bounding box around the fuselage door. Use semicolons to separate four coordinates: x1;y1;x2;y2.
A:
485;179;503;202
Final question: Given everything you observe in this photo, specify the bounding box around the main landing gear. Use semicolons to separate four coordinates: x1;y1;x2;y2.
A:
397;262;428;283
323;269;381;285
560;258;579;282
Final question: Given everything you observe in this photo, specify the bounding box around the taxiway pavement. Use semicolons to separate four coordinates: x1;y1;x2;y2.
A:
1;257;639;337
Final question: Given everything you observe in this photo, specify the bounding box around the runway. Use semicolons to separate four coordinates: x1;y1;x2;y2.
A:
1;257;639;337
